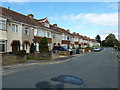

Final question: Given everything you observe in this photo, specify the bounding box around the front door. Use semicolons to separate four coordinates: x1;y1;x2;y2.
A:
12;41;20;52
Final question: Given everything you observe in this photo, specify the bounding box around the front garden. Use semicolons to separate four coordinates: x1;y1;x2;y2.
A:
2;37;95;65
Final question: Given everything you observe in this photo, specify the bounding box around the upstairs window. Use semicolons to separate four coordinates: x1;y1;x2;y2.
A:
53;34;55;39
37;29;44;37
12;24;18;33
47;32;50;38
24;27;30;35
34;29;37;36
45;23;49;27
58;34;61;39
67;37;70;40
0;20;6;30
46;32;51;38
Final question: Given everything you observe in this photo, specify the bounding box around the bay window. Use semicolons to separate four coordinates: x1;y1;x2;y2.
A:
37;29;44;37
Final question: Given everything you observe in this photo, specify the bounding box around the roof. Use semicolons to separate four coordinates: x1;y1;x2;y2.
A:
0;7;39;26
56;27;72;35
37;17;49;23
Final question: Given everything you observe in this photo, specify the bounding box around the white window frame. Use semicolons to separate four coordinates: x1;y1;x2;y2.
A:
53;34;55;39
46;31;51;38
34;29;37;36
0;40;7;53
0;20;6;30
37;29;44;37
45;23;49;27
58;34;61;39
12;24;18;33
24;27;30;35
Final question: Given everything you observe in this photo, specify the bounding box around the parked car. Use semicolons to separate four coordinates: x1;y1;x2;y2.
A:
52;46;73;55
93;47;102;52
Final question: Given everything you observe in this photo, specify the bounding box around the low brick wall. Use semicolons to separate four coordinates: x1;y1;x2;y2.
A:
2;54;26;65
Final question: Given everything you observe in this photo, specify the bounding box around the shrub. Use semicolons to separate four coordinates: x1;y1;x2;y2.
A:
77;47;80;49
39;37;49;52
15;50;26;57
72;46;76;49
30;43;36;53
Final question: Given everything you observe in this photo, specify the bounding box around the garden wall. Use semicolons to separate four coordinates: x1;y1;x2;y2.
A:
2;54;26;65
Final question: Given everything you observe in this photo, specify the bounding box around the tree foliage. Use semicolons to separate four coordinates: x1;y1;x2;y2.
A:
95;35;101;45
30;43;36;53
104;33;116;47
39;37;49;53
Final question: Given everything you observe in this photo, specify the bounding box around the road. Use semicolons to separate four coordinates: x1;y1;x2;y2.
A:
2;48;118;88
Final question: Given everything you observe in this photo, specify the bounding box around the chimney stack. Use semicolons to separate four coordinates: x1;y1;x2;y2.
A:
53;24;57;27
73;32;76;34
28;14;34;19
67;29;70;32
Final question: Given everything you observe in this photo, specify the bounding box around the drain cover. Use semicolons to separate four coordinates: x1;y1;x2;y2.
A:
51;75;84;85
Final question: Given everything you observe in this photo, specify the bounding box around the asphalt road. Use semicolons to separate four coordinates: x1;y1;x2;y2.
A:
2;48;118;88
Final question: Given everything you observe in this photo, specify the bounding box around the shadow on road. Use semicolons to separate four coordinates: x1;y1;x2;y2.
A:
35;81;64;89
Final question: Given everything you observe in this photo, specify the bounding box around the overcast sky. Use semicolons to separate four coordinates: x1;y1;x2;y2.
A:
1;1;118;40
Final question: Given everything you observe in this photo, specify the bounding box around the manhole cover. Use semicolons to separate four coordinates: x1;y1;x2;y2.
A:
51;75;84;85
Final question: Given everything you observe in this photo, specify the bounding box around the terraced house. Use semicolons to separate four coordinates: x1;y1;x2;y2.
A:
0;7;39;53
0;7;100;53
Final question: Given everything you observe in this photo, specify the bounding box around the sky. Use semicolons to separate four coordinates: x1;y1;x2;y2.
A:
1;2;118;40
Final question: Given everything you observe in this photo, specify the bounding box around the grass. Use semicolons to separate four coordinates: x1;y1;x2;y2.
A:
27;56;36;60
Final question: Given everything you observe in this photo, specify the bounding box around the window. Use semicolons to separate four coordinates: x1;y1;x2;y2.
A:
37;29;44;37
34;29;37;36
53;34;55;39
24;27;29;35
64;36;67;40
58;34;61;39
0;20;6;30
46;32;51;38
12;24;18;33
47;32;50;37
0;40;6;53
67;37;70;40
62;36;64;40
38;30;41;36
45;23;49;27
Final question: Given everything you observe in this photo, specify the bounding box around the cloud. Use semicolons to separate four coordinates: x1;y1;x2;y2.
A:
49;13;118;26
83;13;118;26
107;3;118;10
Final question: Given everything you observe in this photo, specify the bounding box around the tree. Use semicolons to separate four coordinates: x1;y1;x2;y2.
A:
101;40;106;47
105;33;117;47
95;35;101;45
39;37;49;53
30;43;36;53
114;39;120;50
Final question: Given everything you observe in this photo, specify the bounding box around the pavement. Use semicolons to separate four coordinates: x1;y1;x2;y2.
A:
2;48;118;88
2;53;87;70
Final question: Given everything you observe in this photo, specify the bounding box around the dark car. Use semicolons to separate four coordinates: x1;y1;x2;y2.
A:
52;46;73;55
